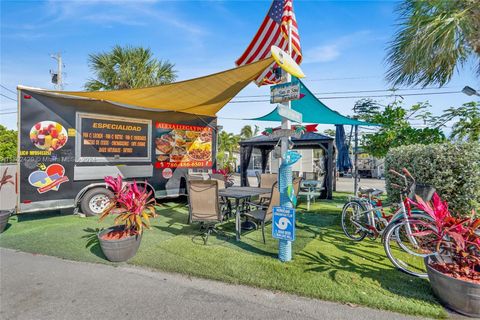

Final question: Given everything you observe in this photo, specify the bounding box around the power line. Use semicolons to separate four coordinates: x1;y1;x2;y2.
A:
229;90;462;103
235;86;451;99
0;85;16;95
304;76;379;82
0;93;16;102
0;111;17;115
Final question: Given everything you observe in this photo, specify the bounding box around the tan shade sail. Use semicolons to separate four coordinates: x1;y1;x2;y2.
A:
50;57;274;117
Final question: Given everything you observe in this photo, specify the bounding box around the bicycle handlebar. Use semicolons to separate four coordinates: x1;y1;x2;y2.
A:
389;169;405;179
402;168;414;182
389;168;416;196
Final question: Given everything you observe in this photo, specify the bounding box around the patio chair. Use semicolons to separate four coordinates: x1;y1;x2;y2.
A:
255;171;262;187
209;173;226;189
243;182;280;244
258;173;278;203
209;173;231;217
187;179;225;244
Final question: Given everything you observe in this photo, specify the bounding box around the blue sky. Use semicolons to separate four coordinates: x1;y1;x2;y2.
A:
1;0;478;133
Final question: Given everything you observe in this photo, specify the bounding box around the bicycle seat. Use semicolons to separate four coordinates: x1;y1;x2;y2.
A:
359;187;384;196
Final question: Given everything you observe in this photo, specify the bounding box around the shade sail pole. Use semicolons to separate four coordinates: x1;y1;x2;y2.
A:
278;18;293;263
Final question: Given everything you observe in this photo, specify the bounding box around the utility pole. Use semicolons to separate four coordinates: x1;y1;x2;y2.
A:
50;53;63;90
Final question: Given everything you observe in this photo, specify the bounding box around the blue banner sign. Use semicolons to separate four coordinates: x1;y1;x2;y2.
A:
272;206;295;241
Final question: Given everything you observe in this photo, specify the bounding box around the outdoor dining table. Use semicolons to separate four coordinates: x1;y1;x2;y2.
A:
218;186;271;241
299;180;323;211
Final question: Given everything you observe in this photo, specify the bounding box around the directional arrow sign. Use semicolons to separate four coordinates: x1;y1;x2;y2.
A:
269;129;301;139
277;104;302;123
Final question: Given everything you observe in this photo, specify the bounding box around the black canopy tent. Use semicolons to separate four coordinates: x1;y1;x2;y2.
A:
239;132;335;199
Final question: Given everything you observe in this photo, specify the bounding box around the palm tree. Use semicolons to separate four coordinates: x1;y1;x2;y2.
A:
240;125;260;139
85;45;177;91
386;0;479;87
217;131;240;168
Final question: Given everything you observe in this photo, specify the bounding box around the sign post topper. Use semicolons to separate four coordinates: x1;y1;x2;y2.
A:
272;206;296;241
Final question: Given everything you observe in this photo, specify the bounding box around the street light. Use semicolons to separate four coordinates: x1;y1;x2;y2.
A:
462;86;480;97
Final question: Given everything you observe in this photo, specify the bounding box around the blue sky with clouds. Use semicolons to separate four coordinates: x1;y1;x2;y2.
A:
1;0;478;133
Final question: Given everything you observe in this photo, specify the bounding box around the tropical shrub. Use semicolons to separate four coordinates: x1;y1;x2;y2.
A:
385;142;480;216
408;193;480;282
100;175;157;239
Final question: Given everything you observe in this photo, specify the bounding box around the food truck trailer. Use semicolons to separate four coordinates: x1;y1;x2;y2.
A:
16;86;217;215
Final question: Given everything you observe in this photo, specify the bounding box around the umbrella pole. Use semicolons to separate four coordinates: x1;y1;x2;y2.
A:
353;125;359;195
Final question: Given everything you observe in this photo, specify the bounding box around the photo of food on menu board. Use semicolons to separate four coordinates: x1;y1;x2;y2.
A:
155;122;213;168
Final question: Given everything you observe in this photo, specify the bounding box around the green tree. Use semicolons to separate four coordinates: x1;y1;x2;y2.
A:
85;45;177;91
436;101;480;142
386;0;479;87
353;99;382;122
357;101;445;157
322;129;336;137
217;130;240;169
239;125;260;139
0;125;17;162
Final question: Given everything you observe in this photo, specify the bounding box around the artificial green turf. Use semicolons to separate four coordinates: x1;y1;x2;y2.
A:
0;193;446;318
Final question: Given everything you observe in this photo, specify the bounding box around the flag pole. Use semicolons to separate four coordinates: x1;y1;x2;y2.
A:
278;17;294;262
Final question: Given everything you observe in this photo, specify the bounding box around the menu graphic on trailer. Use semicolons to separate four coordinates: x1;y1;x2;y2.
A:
77;113;151;161
155;122;213;168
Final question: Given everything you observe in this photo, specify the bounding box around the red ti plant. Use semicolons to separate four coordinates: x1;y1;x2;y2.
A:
212;166;234;186
408;193;480;282
100;175;158;239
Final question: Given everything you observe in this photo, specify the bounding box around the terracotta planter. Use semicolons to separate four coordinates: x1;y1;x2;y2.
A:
97;226;142;262
425;256;480;318
0;210;12;233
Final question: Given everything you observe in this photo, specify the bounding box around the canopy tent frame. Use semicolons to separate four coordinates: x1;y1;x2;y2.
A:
239;132;335;199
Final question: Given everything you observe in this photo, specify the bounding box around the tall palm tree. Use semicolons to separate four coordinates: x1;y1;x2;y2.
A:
85;45;177;91
386;0;479;87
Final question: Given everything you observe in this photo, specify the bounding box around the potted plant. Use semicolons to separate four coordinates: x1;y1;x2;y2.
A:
0;168;15;233
97;175;158;262
213;165;235;188
408;193;480;317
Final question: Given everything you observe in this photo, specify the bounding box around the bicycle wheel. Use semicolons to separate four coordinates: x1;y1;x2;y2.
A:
341;201;368;241
382;214;436;278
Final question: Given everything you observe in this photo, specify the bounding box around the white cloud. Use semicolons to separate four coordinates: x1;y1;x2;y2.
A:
304;30;371;64
4;0;207;37
305;44;340;63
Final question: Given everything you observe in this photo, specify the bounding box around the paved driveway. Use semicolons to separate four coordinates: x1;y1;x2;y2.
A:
0;249;420;320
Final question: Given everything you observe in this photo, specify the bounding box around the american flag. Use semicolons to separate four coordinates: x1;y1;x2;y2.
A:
235;0;302;86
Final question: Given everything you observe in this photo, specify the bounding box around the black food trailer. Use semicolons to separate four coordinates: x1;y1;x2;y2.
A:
17;87;216;215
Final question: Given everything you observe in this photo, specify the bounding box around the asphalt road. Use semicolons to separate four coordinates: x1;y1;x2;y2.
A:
335;177;386;193
0;249;420;320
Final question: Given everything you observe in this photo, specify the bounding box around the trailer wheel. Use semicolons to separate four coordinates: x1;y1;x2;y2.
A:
80;188;114;217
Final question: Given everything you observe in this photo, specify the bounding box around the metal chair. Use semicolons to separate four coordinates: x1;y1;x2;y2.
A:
244;182;280;244
187;180;224;244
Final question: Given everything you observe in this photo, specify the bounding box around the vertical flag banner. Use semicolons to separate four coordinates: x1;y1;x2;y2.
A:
235;0;302;86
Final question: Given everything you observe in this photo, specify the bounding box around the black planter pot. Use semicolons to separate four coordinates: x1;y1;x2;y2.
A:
425;256;480;318
0;210;12;233
97;226;142;262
